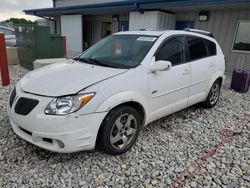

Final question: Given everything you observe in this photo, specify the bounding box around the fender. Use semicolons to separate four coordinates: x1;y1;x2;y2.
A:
204;71;225;100
95;91;150;124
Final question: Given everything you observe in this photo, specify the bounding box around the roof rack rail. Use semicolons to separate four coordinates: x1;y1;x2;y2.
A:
184;28;214;38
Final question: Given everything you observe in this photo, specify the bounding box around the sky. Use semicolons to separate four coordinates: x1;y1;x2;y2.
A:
0;0;53;21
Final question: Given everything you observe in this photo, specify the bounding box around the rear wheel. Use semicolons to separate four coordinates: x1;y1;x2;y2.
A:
202;80;221;108
97;105;141;155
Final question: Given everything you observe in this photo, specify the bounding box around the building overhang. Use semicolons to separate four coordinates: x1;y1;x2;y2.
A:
24;1;138;17
24;0;250;17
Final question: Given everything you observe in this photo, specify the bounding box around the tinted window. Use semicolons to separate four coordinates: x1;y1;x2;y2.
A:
187;36;207;61
205;39;216;56
156;36;185;66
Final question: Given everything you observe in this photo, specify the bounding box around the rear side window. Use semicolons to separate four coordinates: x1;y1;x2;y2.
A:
205;39;217;56
187;36;208;61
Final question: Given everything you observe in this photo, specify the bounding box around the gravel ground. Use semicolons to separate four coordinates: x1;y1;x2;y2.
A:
0;65;249;188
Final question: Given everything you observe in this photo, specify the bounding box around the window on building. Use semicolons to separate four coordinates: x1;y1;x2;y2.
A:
187;36;208;61
155;36;185;66
233;20;250;52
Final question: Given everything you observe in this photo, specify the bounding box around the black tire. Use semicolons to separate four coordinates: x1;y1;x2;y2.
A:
96;105;141;155
202;80;221;108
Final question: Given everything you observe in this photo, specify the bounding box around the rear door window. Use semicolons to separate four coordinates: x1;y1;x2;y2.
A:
187;36;208;61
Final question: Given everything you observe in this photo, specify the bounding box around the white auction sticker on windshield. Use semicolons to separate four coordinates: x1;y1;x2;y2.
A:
137;37;157;42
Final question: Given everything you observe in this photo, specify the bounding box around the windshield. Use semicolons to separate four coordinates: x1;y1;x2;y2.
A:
78;35;158;69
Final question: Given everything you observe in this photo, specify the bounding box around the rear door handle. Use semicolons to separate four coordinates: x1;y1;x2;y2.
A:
183;69;191;75
209;62;214;68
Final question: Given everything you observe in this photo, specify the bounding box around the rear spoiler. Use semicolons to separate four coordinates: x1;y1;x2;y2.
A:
184;28;214;38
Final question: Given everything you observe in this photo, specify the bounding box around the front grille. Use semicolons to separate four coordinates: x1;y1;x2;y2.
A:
15;97;39;115
9;88;16;108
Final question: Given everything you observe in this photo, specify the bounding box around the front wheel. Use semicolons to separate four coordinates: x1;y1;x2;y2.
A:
96;105;141;155
202;80;221;108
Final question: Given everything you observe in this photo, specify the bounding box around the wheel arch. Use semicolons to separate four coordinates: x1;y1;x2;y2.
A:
108;101;146;126
95;92;148;151
216;76;223;86
95;91;149;125
204;72;225;100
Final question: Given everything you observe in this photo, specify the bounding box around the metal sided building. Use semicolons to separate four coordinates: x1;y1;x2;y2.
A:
24;0;250;73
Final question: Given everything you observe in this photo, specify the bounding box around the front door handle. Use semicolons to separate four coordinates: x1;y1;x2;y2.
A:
183;69;190;75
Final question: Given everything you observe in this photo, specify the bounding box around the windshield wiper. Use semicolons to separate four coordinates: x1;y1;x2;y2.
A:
74;57;99;65
74;57;118;68
91;59;118;68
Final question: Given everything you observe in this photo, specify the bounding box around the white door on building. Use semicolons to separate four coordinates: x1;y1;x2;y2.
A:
61;15;83;57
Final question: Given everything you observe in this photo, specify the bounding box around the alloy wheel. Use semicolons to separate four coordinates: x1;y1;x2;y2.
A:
110;113;137;150
209;82;220;105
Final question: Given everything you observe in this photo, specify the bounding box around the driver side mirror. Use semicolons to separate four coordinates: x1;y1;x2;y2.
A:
149;60;172;73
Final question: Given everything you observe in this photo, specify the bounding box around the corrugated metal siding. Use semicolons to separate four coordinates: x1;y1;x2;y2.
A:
55;0;125;7
129;11;158;30
176;9;250;72
61;15;83;57
82;14;129;45
129;11;175;30
157;12;175;30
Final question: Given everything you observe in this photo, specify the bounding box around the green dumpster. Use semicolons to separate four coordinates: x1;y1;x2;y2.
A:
15;25;65;70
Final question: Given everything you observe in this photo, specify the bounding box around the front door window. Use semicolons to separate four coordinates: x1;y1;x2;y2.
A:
155;36;185;66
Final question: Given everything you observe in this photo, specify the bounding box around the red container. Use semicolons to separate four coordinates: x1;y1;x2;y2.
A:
0;33;10;86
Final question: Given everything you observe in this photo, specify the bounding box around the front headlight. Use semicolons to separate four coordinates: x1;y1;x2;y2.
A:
45;93;95;115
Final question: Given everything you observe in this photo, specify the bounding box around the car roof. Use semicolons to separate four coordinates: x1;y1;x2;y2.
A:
114;30;216;41
115;30;166;36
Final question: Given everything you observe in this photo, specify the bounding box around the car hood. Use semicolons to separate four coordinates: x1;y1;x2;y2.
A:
20;60;127;97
